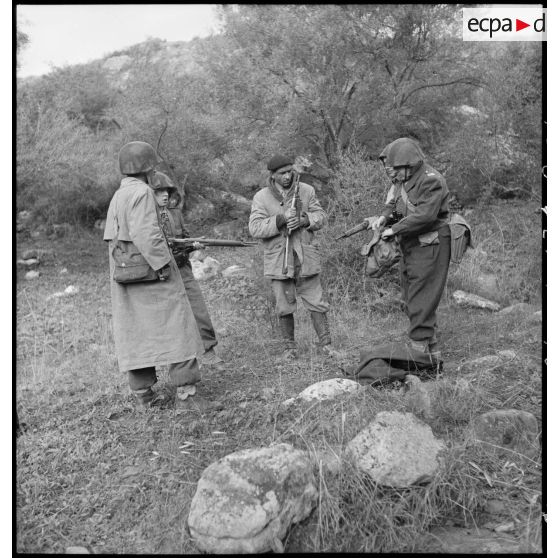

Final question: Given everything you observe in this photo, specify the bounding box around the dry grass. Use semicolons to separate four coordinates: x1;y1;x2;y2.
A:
16;200;542;553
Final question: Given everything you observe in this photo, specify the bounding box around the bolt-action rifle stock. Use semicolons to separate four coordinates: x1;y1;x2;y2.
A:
281;172;302;275
169;237;258;248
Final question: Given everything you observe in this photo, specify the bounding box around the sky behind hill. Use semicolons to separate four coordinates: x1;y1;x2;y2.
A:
16;4;220;77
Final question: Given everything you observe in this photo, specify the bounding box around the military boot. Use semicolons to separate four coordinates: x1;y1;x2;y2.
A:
277;314;297;360
409;338;442;376
428;332;442;365
310;311;343;359
132;387;155;409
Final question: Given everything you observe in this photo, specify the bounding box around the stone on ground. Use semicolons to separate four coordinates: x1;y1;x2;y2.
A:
468;409;539;459
188;443;317;554
222;265;248;278
452;290;501;311
25;270;40;280
65;546;90;554
298;378;362;402
346;411;445;487
191;256;221;280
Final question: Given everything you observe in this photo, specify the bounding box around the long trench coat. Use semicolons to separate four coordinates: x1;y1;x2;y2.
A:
248;180;326;279
103;177;203;372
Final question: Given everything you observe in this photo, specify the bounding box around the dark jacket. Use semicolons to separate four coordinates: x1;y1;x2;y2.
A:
380;139;449;238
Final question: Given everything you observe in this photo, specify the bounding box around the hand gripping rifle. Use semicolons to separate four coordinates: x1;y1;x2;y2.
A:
281;171;302;275
169;237;258;248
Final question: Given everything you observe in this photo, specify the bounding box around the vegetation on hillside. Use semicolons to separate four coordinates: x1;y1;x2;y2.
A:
16;5;542;226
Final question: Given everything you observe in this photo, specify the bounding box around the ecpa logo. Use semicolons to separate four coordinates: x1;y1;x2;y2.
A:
463;8;546;41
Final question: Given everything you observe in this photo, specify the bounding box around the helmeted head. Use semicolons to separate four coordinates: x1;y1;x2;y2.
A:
168;190;182;209
379;138;425;183
267;154;294;189
118;141;159;176
150;171;176;208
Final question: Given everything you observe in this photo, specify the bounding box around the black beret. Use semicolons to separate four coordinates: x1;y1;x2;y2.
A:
267;154;294;172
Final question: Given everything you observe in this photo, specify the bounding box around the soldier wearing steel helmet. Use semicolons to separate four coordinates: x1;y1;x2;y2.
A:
150;171;223;368
103;141;216;411
365;137;451;365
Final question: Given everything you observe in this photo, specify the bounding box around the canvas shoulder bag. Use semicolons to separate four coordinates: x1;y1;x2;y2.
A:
111;196;163;284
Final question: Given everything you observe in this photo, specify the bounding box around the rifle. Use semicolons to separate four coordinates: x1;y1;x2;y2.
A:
282;172;302;275
334;221;368;241
169;237;258;248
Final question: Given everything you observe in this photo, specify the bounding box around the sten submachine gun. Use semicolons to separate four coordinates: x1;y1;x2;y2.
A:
334;221;368;241
169;237;258;248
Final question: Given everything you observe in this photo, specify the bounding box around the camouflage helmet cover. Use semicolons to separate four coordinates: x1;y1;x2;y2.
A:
150;171;177;192
118;141;158;175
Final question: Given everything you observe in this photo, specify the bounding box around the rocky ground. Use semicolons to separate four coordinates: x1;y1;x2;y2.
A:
15;201;543;553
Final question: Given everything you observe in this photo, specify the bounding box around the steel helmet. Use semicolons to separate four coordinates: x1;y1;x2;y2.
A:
150;171;177;192
118;141;158;175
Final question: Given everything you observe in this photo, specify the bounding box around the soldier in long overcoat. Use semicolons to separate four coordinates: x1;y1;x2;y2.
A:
103;141;212;411
249;154;340;360
365;138;451;364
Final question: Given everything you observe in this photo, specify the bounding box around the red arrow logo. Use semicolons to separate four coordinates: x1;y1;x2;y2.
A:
516;19;530;31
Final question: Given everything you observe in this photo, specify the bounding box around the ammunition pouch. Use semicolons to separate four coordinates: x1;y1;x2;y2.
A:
448;214;473;264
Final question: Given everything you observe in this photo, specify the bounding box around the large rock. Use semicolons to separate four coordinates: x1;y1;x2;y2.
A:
346;411;445;487
188;443;317;554
468;409;539;459
298;378;362;402
191;256;220;281
452;290;501;311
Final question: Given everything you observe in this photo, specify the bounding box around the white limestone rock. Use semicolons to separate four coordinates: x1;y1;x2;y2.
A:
298;378;363;402
191;256;221;280
346;411;445;487
188;443;317;554
452;290;501;311
222;265;248;278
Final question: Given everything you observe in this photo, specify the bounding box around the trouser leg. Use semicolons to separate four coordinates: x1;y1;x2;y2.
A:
128;367;158;406
401;226;451;342
310;311;332;346
128;367;158;390
271;279;297;355
297;274;330;314
181;263;217;352
169;358;201;388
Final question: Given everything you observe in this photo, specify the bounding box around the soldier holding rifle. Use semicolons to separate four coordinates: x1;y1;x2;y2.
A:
249;154;340;361
150;171;256;368
365;138;451;365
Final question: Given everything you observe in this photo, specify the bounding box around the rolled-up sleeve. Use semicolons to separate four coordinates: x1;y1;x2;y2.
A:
128;189;171;270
